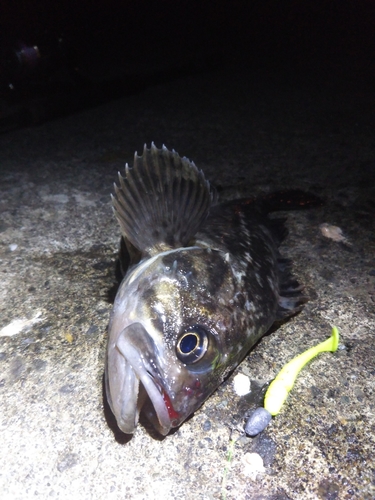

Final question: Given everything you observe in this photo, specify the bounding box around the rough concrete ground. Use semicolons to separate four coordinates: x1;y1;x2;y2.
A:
0;66;374;499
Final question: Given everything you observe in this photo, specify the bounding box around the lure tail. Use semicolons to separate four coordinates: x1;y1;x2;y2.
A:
264;326;339;416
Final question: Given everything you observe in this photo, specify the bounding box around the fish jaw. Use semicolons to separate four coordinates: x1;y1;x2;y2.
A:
106;322;174;435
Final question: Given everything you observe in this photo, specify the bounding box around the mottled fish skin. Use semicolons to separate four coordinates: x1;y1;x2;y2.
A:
105;144;307;435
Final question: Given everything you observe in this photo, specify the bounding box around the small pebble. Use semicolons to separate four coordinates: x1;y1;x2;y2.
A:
202;420;211;431
242;452;265;479
9;244;18;251
245;407;272;436
319;223;348;243
64;332;74;343
233;373;251;396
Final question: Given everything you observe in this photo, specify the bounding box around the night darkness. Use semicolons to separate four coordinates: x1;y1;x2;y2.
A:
1;1;374;131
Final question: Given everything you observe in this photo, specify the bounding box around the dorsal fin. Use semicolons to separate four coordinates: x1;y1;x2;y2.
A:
111;143;216;255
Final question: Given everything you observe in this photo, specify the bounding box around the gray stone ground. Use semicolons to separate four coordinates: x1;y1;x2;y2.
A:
0;66;374;500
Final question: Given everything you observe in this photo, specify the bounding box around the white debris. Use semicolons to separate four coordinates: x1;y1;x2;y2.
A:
242;452;265;480
41;193;69;204
9;244;18;251
72;192;96;207
0;311;43;337
233;372;251;396
319;223;349;243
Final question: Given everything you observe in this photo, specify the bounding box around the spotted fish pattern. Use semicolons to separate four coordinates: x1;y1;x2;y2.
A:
105;144;307;435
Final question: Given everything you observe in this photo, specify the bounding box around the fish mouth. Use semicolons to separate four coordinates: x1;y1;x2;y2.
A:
112;323;176;436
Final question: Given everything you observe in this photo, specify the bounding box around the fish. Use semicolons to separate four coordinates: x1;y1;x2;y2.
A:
105;143;308;436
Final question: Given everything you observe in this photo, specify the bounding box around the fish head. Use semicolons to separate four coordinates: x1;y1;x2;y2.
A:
106;247;240;435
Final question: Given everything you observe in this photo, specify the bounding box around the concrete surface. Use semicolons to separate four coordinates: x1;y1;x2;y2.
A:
0;66;374;499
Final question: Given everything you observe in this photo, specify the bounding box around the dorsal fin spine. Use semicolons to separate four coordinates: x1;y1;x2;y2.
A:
112;143;216;254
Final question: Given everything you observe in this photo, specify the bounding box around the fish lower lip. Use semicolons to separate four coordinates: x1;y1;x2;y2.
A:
117;360;141;434
116;326;172;435
137;368;172;435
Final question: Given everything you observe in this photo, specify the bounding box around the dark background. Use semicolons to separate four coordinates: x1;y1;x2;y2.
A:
1;0;374;132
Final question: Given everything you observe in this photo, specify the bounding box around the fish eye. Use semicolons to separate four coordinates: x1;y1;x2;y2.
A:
176;326;209;364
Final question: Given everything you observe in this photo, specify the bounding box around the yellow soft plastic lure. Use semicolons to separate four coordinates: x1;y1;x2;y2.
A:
245;326;340;436
264;326;339;415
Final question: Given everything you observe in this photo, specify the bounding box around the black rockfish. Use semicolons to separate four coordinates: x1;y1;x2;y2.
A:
105;143;307;435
